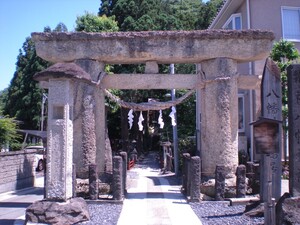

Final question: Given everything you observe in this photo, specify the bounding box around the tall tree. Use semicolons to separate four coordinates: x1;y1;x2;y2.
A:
196;0;223;29
99;0;118;16
54;22;68;32
0;89;8;116
99;0;182;31
4;37;50;129
3;25;68;130
99;0;223;31
75;13;119;32
98;0;224;154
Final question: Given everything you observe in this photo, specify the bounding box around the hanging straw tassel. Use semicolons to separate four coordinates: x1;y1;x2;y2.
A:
138;111;144;131
128;109;134;129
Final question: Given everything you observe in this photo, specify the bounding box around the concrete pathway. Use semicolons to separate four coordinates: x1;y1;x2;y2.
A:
0;175;44;225
0;156;290;225
117;153;202;225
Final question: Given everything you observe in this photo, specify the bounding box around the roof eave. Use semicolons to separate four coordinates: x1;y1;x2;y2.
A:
209;0;244;29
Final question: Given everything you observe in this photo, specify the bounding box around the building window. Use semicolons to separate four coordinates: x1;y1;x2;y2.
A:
238;94;245;132
223;13;242;30
282;7;300;41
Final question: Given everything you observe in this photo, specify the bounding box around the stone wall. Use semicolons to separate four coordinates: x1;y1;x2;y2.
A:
0;149;36;194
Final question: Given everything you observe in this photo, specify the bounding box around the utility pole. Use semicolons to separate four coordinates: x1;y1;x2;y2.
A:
170;64;179;176
41;93;47;131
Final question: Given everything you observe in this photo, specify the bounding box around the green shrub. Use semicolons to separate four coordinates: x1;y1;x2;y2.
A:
0;117;21;151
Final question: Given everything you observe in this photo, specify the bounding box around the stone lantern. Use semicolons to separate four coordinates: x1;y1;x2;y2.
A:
34;63;92;200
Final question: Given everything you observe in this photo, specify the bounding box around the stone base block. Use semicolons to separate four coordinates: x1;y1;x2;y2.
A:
200;178;236;198
276;193;300;225
244;201;264;217
26;197;90;225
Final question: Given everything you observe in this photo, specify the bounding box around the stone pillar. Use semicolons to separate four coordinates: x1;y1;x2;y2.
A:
288;64;300;197
166;150;173;172
73;60;112;178
200;58;238;179
182;153;191;194
72;164;76;198
236;165;246;198
113;156;123;200
46;79;74;200
119;152;127;195
82;86;97;176
260;58;282;201
215;165;225;201
246;162;259;194
190;156;201;202
89;164;98;200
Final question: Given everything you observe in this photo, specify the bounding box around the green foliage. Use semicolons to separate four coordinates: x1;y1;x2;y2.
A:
99;0;117;16
270;39;299;71
270;39;300;132
270;39;299;108
4;37;50;129
0;117;20;148
3;25;68;130
75;13;119;32
177;136;197;171
53;22;68;32
0;89;8;115
97;0;223;148
99;0;221;31
196;0;224;29
176;89;196;138
171;0;203;30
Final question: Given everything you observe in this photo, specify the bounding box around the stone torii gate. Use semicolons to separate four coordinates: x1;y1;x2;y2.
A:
32;30;274;200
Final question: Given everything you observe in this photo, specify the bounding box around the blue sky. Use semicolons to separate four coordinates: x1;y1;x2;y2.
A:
0;0;99;91
0;0;210;91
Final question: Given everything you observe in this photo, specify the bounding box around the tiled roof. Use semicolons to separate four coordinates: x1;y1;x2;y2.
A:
209;0;227;28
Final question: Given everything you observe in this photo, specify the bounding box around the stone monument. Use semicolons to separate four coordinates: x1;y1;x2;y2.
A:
34;63;91;200
260;58;282;201
27;63;91;224
288;64;300;197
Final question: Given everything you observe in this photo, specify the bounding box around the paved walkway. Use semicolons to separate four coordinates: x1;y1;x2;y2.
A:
0;176;44;225
117;152;202;225
0;155;290;225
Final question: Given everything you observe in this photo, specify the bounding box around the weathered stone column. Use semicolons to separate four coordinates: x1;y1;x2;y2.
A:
288;64;300;197
33;63;94;200
215;165;225;201
190;156;201;202
236;165;246;198
182;153;191;194
260;58;282;201
72;164;76;198
73;59;112;178
89;164;98;200
200;57;239;179
46;78;74;200
119;151;127;195
113;156;123;200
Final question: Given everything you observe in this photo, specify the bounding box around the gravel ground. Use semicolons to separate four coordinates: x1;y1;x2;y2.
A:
190;201;264;225
79;201;264;225
78;203;122;225
78;152;265;225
